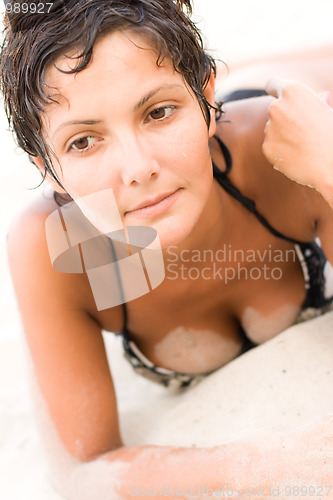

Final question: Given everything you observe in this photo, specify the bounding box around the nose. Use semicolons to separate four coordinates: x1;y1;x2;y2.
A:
119;135;160;186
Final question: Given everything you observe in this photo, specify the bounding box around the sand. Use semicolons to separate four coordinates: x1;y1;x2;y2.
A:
2;0;333;498
2;312;333;499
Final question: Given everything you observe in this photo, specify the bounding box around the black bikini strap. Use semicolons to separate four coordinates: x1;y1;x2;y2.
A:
214;135;232;174
222;88;269;103
109;238;129;337
213;136;308;246
117;134;309;335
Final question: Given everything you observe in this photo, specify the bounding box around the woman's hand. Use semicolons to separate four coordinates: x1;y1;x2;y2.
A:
263;78;333;202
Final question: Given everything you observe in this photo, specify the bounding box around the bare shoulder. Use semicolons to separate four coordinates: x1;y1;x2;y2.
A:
220;94;272;132
215;96;318;242
8;191;62;291
7;190;123;330
215;95;273;168
7;191;86;306
8;189;59;236
8;190;66;250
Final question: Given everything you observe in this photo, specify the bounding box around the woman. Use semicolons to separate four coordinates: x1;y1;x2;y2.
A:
2;0;333;497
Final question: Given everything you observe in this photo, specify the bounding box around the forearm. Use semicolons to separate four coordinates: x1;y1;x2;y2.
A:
52;429;328;500
102;443;251;498
102;420;333;498
48;405;333;500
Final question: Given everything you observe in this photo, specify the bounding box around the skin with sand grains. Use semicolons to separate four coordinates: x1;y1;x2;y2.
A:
264;78;333;204
2;0;333;498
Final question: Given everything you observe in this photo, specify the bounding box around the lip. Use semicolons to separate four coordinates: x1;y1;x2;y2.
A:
125;189;181;218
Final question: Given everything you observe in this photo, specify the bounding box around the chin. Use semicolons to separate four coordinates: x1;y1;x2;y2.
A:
153;215;199;249
124;198;205;249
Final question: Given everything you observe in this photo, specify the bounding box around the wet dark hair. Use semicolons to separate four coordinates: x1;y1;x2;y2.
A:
0;0;222;192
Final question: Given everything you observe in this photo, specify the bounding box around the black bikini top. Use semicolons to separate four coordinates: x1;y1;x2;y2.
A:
116;92;333;389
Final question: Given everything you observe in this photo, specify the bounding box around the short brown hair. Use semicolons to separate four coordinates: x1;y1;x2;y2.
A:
0;0;221;188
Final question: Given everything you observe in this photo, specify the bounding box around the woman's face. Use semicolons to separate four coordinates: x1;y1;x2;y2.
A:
41;30;216;246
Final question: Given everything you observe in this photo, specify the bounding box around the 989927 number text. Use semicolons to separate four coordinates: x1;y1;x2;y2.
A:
5;2;53;14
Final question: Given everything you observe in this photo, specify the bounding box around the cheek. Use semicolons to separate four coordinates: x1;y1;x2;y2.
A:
182;133;212;186
159;119;211;177
57;155;121;200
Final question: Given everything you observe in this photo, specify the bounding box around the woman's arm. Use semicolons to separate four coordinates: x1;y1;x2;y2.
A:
6;197;254;498
263;79;333;203
7;196;333;500
7;196;124;460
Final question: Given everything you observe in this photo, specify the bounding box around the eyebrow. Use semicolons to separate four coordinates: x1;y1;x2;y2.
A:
134;84;184;110
53;84;184;138
53;120;102;138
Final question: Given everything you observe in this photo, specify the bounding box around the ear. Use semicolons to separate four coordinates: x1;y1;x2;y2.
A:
31;156;67;194
203;72;217;138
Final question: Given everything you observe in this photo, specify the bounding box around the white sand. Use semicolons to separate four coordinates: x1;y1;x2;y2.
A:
1;1;333;498
2;313;333;499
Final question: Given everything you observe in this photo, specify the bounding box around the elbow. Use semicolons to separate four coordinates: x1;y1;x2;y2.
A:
49;440;126;500
66;436;124;463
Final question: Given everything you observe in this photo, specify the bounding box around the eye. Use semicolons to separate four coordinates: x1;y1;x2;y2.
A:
146;106;176;122
68;136;99;153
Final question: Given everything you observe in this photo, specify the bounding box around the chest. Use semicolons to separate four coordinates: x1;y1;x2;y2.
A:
101;230;307;374
98;167;315;374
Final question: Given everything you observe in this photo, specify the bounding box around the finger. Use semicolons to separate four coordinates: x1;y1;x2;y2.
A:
265;77;285;99
265;77;301;99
